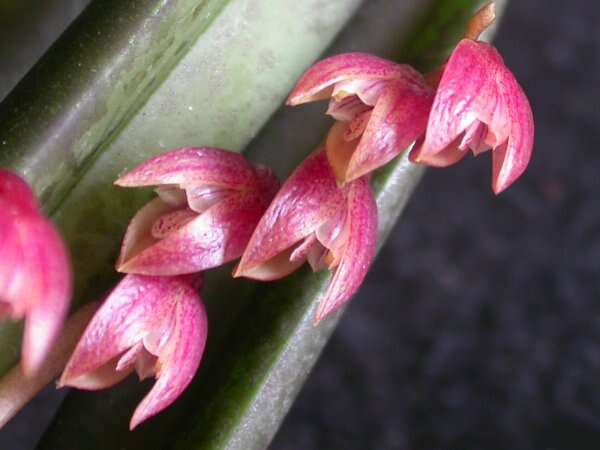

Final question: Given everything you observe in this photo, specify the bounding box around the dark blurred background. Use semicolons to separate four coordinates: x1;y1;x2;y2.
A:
273;1;600;449
1;0;599;449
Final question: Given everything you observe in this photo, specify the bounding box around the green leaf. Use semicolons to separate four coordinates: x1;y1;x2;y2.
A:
35;0;506;449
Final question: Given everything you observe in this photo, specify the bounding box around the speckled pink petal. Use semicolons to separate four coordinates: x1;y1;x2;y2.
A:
19;218;71;374
59;274;188;389
417;40;511;158
491;66;534;193
116;197;176;273
315;176;377;323
345;81;434;181
0;186;71;375
235;150;344;281
119;191;269;275
115;147;258;191
129;278;207;429
59;275;206;399
287;53;424;105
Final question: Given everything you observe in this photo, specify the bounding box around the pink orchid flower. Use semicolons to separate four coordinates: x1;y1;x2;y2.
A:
234;149;377;323
410;3;534;193
287;52;434;183
115;147;279;275
0;169;71;375
60;274;207;430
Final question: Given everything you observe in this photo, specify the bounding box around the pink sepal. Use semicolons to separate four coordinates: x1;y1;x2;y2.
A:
287;52;424;105
115;147;259;191
315;176;377;322
0;170;71;375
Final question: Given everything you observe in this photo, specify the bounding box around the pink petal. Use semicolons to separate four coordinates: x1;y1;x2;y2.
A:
287;53;424;105
129;284;207;429
0;169;39;216
491;67;534;193
119;192;268;275
150;208;197;239
0;215;27;317
315;177;377;323
344;110;372;141
417;40;511;159
235;150;344;280
253;165;280;203
60;274;198;389
345;81;434;181
0;212;71;375
19;219;72;374
115;147;258;191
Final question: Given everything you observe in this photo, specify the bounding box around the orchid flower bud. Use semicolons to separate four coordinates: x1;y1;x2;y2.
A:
115;147;279;275
234;150;377;323
59;273;207;430
287;53;434;183
0;169;71;375
410;3;534;194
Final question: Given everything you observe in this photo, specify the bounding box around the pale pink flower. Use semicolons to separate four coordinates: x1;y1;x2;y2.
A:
60;274;207;429
287;52;434;183
410;5;534;193
115;147;279;275
235;150;377;322
0;169;71;374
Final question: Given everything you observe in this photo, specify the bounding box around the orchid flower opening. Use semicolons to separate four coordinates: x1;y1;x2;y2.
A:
115;147;279;275
287;52;434;184
410;3;535;193
60;274;207;430
0;169;71;375
235;150;377;323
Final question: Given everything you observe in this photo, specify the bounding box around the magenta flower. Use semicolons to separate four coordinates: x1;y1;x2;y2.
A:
0;169;71;375
59;273;207;429
410;6;534;193
234;150;377;322
115;147;279;275
287;52;434;183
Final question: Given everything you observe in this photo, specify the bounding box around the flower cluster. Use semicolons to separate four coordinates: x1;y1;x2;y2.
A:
1;2;534;431
60;147;279;428
237;2;534;322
